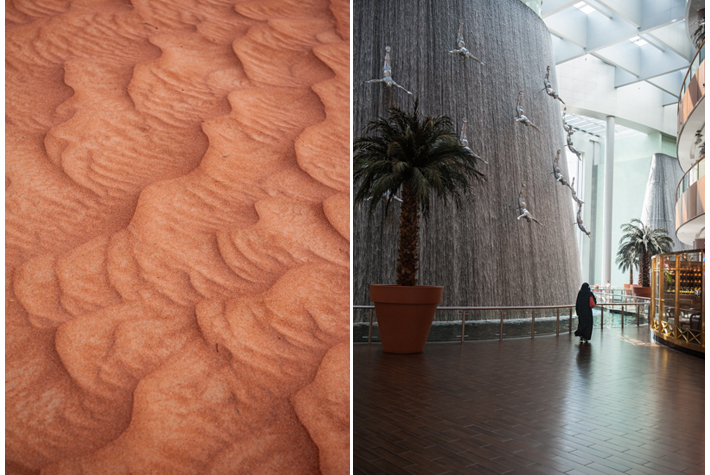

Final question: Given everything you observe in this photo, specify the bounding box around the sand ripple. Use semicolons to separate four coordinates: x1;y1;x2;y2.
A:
6;0;350;472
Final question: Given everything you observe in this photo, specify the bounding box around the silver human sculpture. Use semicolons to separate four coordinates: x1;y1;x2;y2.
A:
515;91;539;131
566;133;582;160
568;177;584;206
552;149;569;186
449;20;484;65
517;182;542;225
460;118;488;164
562;107;573;135
543;66;565;104
575;204;591;237
365;46;412;95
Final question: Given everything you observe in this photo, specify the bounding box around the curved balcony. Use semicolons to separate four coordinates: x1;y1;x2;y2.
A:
677;42;705;172
675;156;705;245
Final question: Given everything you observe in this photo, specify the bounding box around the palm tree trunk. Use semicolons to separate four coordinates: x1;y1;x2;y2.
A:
640;251;650;287
397;184;419;286
629;267;633;285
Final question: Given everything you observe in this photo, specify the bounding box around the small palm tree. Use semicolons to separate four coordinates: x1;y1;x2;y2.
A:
615;245;639;285
354;102;486;286
617;219;673;287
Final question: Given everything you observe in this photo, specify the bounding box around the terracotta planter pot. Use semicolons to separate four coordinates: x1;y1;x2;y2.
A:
631;285;651;298
370;284;443;354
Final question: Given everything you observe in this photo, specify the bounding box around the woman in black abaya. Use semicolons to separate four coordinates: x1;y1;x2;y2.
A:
574;283;596;343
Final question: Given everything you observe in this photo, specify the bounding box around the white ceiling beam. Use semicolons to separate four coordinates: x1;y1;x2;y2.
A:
659;91;678;106
550;34;588;63
639;33;666;52
646;72;684;97
639;45;690;79
545;8;588;48
611;52;688;88
646;76;680;97
584;0;615;19
594;41;641;76
614;66;639;85
585;13;639;51
593;0;642;27
646;21;694;60
541;0;580;18
639;0;686;31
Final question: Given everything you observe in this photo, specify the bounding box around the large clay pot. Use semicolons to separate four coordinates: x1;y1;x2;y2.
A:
370;284;443;354
631;285;652;298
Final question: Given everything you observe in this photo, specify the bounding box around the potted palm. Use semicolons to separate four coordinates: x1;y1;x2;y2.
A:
615;245;638;295
617;219;673;298
354;102;486;353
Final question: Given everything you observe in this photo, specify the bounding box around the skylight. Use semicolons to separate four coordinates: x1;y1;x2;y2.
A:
630;36;648;46
574;2;595;14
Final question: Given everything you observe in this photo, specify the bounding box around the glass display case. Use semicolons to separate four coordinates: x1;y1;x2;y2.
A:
651;250;704;355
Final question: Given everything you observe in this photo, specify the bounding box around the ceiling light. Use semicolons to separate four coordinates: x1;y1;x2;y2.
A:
574;2;595;14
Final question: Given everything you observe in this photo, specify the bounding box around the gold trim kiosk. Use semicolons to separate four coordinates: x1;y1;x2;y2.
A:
650;250;704;356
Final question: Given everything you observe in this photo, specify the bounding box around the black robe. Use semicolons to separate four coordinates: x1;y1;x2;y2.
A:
574;283;596;340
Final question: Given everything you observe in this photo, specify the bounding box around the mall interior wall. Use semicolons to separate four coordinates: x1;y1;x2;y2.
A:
353;0;583;311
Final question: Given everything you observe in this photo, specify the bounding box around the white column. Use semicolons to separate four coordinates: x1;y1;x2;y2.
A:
600;116;615;286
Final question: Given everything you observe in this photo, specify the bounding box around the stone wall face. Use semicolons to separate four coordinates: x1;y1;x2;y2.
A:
353;0;583;312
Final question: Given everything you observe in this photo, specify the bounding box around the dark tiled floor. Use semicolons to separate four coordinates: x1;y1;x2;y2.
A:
354;326;705;474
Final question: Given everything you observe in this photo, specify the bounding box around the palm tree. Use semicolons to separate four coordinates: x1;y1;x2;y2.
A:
615;245;639;285
617;219;673;287
354;102;486;286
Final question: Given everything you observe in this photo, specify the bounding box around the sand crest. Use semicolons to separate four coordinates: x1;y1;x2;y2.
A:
6;0;350;473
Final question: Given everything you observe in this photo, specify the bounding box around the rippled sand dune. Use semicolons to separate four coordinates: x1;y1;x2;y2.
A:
6;0;350;472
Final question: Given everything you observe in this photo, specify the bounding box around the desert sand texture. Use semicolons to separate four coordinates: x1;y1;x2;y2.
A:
6;0;350;473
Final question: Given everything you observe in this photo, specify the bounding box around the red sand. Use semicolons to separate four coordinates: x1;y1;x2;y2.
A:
6;0;350;472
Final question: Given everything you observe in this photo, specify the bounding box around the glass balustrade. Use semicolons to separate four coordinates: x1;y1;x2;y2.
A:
679;42;705;106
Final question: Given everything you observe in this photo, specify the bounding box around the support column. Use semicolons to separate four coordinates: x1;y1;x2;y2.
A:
601;116;615;286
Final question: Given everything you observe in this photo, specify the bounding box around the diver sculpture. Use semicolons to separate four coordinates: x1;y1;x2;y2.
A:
449;20;484;65
575;204;591;237
552;149;569;186
517;182;542;225
460;118;488;164
562;107;573;135
568;177;584;206
566;133;582;160
543;66;565;104
365;46;412;95
515;91;539;131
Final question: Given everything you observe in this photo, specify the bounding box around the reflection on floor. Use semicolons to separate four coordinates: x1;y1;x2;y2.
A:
354;326;704;474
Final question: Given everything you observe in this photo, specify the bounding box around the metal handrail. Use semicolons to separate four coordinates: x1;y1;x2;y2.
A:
675;155;705;202
355;301;650;343
678;40;705;105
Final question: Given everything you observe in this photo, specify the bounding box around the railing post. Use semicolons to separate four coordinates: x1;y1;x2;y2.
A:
368;309;373;343
531;309;535;338
601;306;604;328
556;308;560;336
601;305;604;329
461;311;466;344
621;305;624;329
500;310;503;341
637;304;640;326
569;308;573;334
